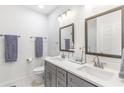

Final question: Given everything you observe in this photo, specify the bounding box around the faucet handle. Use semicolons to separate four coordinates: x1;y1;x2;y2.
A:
100;63;104;69
61;52;66;58
93;57;97;66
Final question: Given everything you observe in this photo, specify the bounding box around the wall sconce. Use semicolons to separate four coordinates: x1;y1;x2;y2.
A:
57;9;71;22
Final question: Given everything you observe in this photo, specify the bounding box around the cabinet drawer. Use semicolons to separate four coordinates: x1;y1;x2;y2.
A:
68;73;96;87
45;61;56;72
57;78;66;87
57;67;67;81
68;83;78;87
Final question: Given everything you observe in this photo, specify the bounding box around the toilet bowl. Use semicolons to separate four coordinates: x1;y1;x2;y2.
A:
33;66;44;75
32;66;44;86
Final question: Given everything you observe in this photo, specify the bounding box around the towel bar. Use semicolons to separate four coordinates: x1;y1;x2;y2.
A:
0;34;20;37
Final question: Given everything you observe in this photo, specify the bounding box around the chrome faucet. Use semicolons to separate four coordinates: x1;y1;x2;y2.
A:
93;56;104;69
67;52;70;59
61;52;66;59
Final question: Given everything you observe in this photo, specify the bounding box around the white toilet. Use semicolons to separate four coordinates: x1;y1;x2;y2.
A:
33;66;44;75
32;66;44;86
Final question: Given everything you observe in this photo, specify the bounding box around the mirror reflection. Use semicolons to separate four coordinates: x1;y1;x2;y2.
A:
86;9;122;57
60;23;74;52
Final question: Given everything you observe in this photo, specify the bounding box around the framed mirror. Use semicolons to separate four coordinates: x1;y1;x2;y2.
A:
85;6;124;58
59;23;74;52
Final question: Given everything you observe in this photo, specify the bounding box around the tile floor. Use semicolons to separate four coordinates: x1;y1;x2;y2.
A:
9;75;44;87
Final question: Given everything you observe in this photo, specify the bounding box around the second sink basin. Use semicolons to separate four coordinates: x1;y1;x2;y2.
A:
51;57;65;61
77;65;114;81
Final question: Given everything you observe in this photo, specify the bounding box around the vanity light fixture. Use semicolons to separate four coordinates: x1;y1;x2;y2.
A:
38;5;45;9
57;9;71;22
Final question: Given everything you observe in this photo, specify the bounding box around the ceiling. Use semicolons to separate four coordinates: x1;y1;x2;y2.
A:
24;5;58;15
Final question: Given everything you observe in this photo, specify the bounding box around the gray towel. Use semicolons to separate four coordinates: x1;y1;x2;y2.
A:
4;35;18;62
119;48;124;78
65;39;70;50
35;37;43;57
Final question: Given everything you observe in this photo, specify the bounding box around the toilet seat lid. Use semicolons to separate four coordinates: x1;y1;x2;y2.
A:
33;66;44;72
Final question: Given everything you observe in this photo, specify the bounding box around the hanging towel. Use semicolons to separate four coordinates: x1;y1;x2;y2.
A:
35;37;43;57
4;35;18;62
65;39;70;50
119;48;124;79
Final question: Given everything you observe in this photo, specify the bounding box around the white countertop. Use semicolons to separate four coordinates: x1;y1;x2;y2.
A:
45;56;124;87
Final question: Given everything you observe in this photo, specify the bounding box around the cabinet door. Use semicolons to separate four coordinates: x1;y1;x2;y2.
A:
45;67;51;87
68;73;96;87
57;78;66;87
45;62;57;87
68;83;77;87
50;71;56;87
57;67;67;81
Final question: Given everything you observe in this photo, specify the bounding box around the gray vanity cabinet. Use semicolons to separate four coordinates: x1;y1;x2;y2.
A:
45;61;97;87
68;83;77;87
67;73;96;87
45;68;51;87
56;67;67;87
57;77;66;87
45;62;57;87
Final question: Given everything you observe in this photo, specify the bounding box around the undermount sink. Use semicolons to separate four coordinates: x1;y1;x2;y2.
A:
77;65;114;81
51;57;65;61
69;59;85;64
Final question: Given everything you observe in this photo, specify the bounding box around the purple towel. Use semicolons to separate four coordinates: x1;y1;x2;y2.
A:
65;39;70;50
4;35;18;62
35;37;43;57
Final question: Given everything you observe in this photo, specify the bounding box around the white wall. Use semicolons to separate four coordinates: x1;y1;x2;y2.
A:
0;5;48;85
48;5;121;71
85;5;121;17
48;5;85;56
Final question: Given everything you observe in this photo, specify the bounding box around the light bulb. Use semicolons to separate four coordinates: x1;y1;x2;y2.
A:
58;16;62;22
62;13;66;19
38;5;45;9
67;9;71;16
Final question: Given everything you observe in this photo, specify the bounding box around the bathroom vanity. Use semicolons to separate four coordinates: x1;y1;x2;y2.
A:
45;60;96;87
44;56;124;87
44;6;124;87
